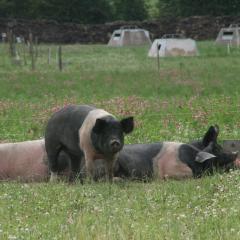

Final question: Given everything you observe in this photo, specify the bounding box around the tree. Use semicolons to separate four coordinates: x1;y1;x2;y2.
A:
0;0;113;23
0;0;45;19
157;0;240;18
35;0;113;23
113;0;148;21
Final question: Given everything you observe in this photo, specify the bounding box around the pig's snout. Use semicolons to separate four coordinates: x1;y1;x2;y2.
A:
231;151;239;162
234;158;240;168
110;139;122;152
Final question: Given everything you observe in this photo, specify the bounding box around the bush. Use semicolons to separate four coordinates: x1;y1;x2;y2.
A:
113;0;148;21
157;0;240;18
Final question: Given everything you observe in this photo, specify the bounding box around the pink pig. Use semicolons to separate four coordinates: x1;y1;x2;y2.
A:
0;139;49;182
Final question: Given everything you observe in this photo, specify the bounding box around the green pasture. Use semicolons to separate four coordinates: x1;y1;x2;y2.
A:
0;41;240;239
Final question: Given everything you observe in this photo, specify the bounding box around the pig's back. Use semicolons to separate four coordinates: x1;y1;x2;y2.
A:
0;139;48;181
116;143;163;179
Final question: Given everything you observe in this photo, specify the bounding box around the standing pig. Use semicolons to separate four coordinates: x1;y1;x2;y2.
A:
113;125;238;180
45;104;134;182
0;139;70;182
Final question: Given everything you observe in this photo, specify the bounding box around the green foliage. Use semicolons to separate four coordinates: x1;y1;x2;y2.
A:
0;0;151;23
0;0;114;23
113;0;148;21
145;0;158;18
0;0;35;18
0;41;240;142
2;0;240;22
2;173;240;239
37;0;114;23
157;0;240;18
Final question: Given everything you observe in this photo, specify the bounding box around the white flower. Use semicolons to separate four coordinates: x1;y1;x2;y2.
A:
8;235;17;240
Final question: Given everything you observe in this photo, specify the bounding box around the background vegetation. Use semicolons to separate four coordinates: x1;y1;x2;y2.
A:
157;0;240;18
0;41;240;239
0;0;240;23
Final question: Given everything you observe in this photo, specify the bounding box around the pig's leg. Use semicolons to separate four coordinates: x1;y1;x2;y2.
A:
105;158;115;182
57;150;71;172
84;152;95;181
68;152;83;183
46;143;62;182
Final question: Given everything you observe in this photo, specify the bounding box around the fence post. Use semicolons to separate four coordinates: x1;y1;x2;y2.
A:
48;47;51;64
58;45;62;71
8;30;16;58
29;33;35;70
157;43;161;73
227;43;230;54
35;37;38;59
22;40;27;65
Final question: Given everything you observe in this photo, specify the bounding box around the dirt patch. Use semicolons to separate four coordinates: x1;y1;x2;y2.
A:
97;96;151;116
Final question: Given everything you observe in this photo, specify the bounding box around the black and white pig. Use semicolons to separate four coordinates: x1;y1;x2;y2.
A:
112;125;238;180
45;104;134;182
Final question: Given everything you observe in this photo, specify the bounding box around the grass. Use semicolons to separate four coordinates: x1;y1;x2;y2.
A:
0;41;240;239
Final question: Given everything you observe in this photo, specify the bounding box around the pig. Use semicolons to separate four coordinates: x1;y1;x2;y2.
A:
111;125;238;180
190;125;239;172
0;139;70;182
45;104;134;182
0;139;48;182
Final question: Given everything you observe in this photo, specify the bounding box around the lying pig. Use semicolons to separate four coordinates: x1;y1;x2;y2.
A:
0;139;48;181
112;125;238;180
0;139;70;182
45;104;134;182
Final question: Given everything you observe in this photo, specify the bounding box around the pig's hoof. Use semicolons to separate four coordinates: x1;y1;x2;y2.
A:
113;177;124;183
50;172;59;183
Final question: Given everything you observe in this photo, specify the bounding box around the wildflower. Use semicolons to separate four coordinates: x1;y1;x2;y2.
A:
8;235;17;240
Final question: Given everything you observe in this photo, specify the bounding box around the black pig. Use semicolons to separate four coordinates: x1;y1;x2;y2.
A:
45;104;134;182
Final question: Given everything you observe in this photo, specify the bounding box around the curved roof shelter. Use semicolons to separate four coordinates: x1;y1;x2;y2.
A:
108;26;152;47
148;34;199;57
216;24;240;46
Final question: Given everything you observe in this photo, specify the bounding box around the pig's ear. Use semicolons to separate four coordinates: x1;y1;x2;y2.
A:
195;151;216;163
92;119;106;134
202;141;214;153
202;125;219;147
121;117;134;134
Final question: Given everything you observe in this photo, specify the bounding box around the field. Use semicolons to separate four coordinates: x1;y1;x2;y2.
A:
0;42;240;239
